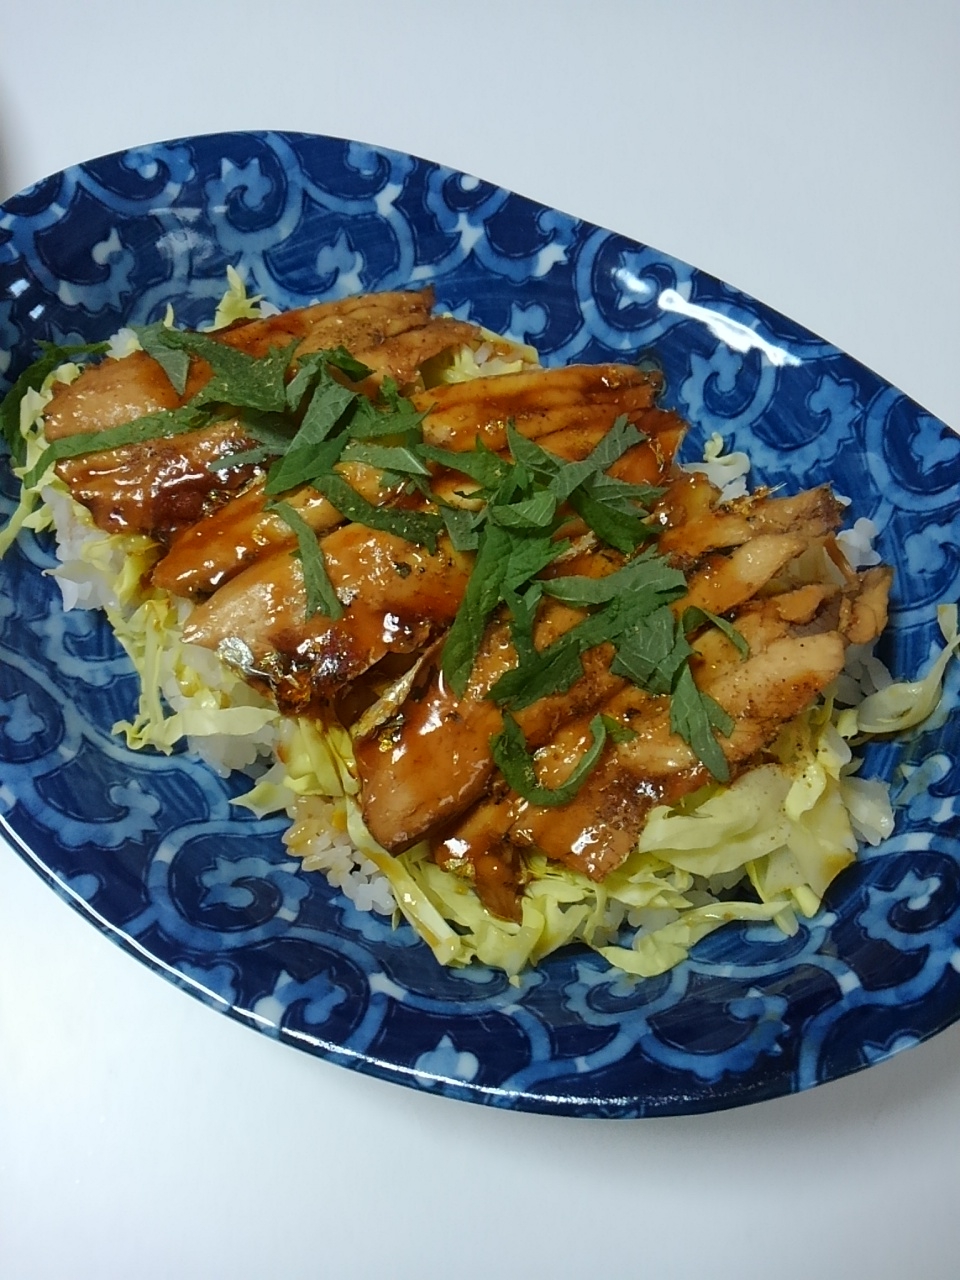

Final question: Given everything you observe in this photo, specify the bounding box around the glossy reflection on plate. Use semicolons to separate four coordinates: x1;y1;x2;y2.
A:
1;131;958;1117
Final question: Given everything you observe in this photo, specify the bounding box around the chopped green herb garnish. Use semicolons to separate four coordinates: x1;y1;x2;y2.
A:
670;664;733;783
268;501;343;620
503;581;544;667
157;329;296;413
264;384;355;494
599;713;637;745
488;490;558;531
441;525;515;695
437;504;483;553
1;340;110;463
610;605;691;696
419;440;509;490
314;472;443;552
488;605;616;710
540;552;685;608
682;605;749;657
340;441;433;477
490;712;611;808
21;405;210;489
567;477;655;552
133;322;191;396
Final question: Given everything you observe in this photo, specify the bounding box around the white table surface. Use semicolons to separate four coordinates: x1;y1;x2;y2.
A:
1;4;958;1278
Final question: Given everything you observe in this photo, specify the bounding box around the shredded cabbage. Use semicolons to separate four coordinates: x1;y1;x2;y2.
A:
4;276;954;981
855;605;960;735
681;431;751;501
210;265;267;330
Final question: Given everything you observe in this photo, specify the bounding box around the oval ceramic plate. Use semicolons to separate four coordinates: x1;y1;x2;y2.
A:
1;131;958;1117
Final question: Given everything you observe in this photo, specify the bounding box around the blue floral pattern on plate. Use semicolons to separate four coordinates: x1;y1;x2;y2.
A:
1;131;958;1117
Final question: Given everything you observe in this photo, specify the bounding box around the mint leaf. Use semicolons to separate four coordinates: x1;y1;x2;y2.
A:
611;606;691;696
502;532;564;593
264;373;356;495
489;605;616;709
568;478;654;552
438;504;482;552
541;552;685;607
488;490;558;531
324;346;374;383
333;379;428;444
419;440;509;490
206;445;276;472
340;441;432;476
547;415;643;502
600;713;637;744
504;423;561;485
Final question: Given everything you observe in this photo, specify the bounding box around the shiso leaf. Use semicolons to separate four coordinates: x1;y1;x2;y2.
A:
0;341;109;463
268;500;343;620
490;712;610;808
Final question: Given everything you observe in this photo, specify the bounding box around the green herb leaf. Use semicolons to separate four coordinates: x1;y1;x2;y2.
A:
489;605;615;710
332;377;428;443
206;445;276;472
282;347;372;415
207;409;296;475
284;350;331;412
488;490;558;531
265;434;349;495
133;322;191;395
441;526;512;695
324;346;374;383
541;552;686;608
568;478;654;552
610;606;692;696
438;504;482;552
584;471;664;515
268;500;343;620
21;404;211;489
502;532;565;594
0;341;110;463
159;329;296;413
599;713;637;744
669;664;733;782
264;373;356;494
419;441;509;490
490;712;609;807
504;423;561;485
340;441;432;476
504;581;544;666
547;415;643;502
314;471;443;552
682;605;749;657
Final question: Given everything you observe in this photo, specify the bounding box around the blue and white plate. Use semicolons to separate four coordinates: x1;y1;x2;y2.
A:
1;131;958;1117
